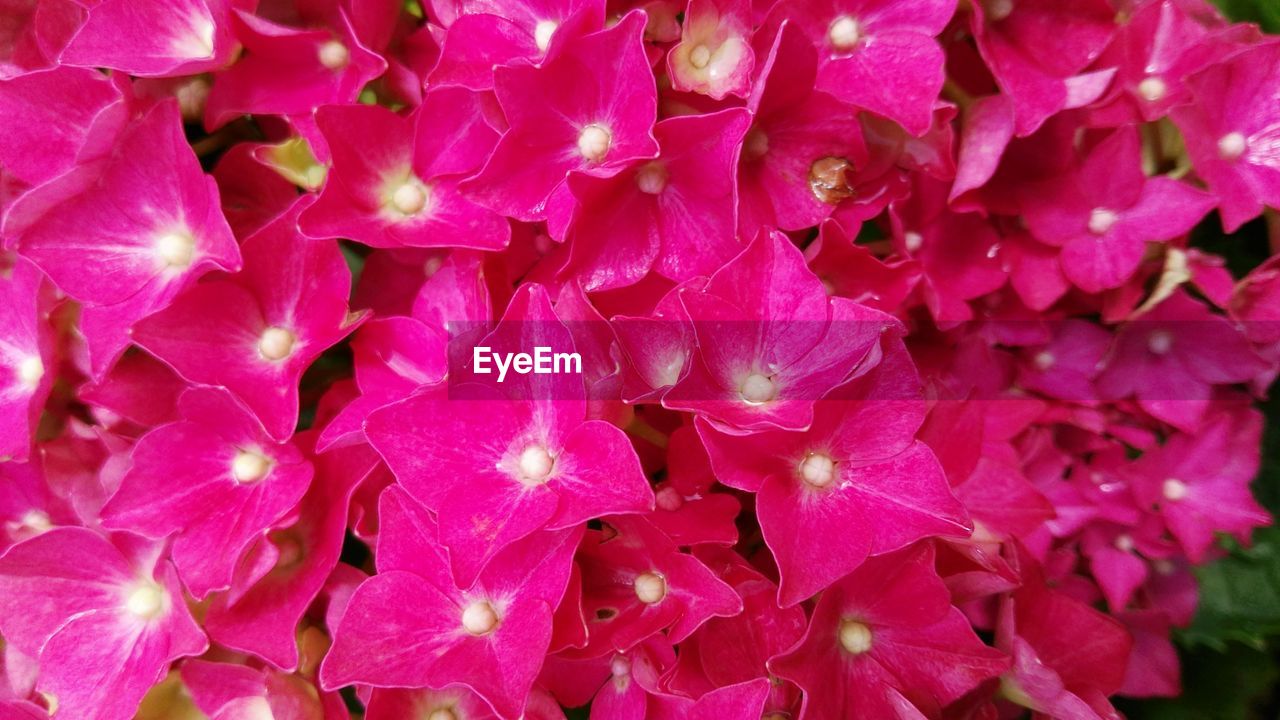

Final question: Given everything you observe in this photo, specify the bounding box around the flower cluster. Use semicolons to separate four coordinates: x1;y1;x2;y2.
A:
1;0;1279;718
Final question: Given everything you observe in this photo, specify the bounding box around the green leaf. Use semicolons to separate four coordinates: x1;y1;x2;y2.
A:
1182;526;1280;650
1210;0;1280;32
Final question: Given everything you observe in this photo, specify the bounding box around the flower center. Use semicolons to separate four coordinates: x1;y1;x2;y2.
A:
904;231;924;253
636;162;668;195
427;709;458;720
155;231;195;268
1032;351;1055;370
231;450;271;484
1218;132;1247;161
655;485;684;511
827;16;861;50
1162;478;1188;502
318;40;350;70
809;157;854;204
740;373;776;405
391;179;430;216
743;127;769;160
610;654;631;677
689;43;712;69
838;619;872;655
125;582;166;620
578;124;612;163
1137;76;1167;102
799;453;837;488
1147;330;1174;355
18;509;52;534
1088;208;1119;235
516;444;554;484
258;327;297;362
534;19;558;52
16;356;43;389
1114;534;1135;552
461;600;499;635
634;572;667;604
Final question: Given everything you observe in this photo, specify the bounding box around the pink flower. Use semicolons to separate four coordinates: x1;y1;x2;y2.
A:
1172;41;1280;231
298;88;510;251
133;201;364;440
560;108;751;290
700;338;969;604
100;387;313;598
667;0;755;100
60;0;245;78
461;11;658;222
368;285;653;584
0;529;207;720
1096;290;1269;431
7;101;241;376
779;0;956;135
0;257;54;462
736;21;866;235
576;516;742;653
321;486;582;720
1021;127;1216;292
1127;408;1270;562
663;231;889;431
770;544;1009;718
204;7;387;129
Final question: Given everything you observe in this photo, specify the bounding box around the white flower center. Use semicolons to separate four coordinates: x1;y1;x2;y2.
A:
1088;208;1119;235
1137;76;1167;102
258;327;297;362
427;709;458;720
904;231;924;253
610;654;631;677
838;619;872;655
19;509;52;533
16;356;43;389
1147;330;1174;355
318;40;350;70
391;179;430;216
740;373;776;405
655;485;683;511
1033;351;1055;370
689;43;712;69
461;600;499;635
125;582;167;620
1218;132;1247;161
799;453;837;488
1115;534;1135;552
155;231;195;268
1162;478;1188;502
231;450;271;484
516;444;555;484
827;16;861;50
534;20;558;52
577;124;612;163
636;162;668;195
634;572;667;604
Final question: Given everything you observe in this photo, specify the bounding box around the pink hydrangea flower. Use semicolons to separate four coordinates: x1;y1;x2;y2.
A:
132;202;363;440
460;11;658;222
100;387;314;598
298;88;510;251
770;544;1009;717
0;529;206;720
322;486;582;719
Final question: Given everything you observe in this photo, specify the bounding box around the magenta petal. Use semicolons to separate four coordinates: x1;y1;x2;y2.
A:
546;421;655;527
